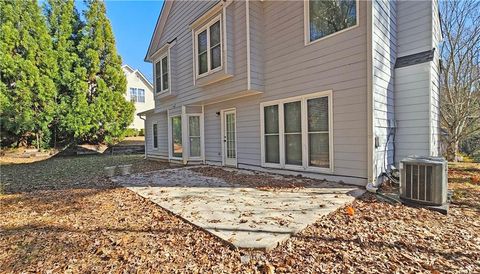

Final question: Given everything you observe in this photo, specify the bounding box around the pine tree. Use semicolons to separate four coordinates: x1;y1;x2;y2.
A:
77;0;134;144
0;0;58;149
44;0;89;145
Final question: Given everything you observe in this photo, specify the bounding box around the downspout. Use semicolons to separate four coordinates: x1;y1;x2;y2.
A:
138;113;147;159
366;0;377;193
245;0;251;90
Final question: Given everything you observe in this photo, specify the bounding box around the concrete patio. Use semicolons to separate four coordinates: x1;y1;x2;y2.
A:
114;167;364;250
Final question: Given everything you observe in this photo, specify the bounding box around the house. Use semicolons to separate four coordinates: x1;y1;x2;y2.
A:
122;65;154;131
139;0;441;186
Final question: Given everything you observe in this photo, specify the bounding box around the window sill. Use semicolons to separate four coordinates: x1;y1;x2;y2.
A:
261;163;334;174
155;90;175;99
196;69;233;87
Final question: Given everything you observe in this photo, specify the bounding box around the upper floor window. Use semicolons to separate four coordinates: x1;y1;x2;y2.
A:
195;15;222;77
306;0;357;44
137;89;145;102
129;88;137;103
129;88;145;103
155;54;169;93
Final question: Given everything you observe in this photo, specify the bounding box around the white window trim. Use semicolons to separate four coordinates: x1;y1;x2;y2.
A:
129;87;138;103
137;88;145;103
168;114;183;161
220;108;238;167
186;113;204;160
152;123;159;150
304;0;360;46
194;14;223;79
167;111;205;162
153;51;171;95
260;90;334;173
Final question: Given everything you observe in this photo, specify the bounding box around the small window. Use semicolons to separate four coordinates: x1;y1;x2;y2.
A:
195;16;222;77
153;124;158;148
264;105;279;164
137;89;145;103
284;101;302;166
171;116;182;158
188;116;201;157
306;0;357;43
155;55;169;93
130;88;138;103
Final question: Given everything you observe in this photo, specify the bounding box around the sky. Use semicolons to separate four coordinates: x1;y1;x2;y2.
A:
76;0;164;82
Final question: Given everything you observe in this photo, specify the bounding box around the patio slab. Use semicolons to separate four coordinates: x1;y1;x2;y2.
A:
115;167;364;250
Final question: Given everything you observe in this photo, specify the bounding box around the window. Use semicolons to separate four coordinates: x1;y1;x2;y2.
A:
284;101;302;166
195;16;222;77
306;0;357;43
261;91;332;171
129;88;145;103
264;105;279;164
188;116;201;157
129;88;137;103
155;55;169;93
137;89;145;103
171;116;182;158
153;124;158;148
307;97;329;168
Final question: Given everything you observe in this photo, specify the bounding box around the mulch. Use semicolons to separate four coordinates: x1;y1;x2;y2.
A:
1;157;479;273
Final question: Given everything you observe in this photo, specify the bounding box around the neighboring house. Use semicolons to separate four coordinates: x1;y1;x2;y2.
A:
122;65;154;130
139;0;441;186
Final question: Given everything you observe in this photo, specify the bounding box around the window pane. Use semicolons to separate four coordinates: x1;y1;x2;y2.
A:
138;89;145;103
153;124;158;148
130;88;137;103
309;133;329;168
308;97;328;132
265;135;279;163
162;73;169;90
155;62;161;93
172;116;182;158
198;30;207;53
162;57;168;90
210;45;221;70
284;101;301;133
156;78;162;93
285;134;302;165
161;56;168;73
210;21;221;46
155;62;161;78
264;105;279;134
189;116;200;137
198;52;208;75
190;137;201;157
226;113;236;158
309;0;357;42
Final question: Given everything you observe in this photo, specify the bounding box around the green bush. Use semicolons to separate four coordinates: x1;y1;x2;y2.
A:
124;128;139;137
138;129;145;136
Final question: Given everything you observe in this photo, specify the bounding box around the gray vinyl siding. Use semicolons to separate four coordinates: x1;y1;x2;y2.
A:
396;0;432;57
145;112;168;158
394;62;431;162
151;1;248;110
430;0;441;156
249;0;265;91
145;0;439;184
372;0;397;180
200;1;369;180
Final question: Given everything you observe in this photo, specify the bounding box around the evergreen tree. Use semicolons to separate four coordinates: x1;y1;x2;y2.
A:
44;0;89;145
77;0;134;144
0;0;57;149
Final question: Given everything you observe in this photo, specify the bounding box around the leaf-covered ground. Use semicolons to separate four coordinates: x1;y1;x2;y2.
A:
0;156;479;273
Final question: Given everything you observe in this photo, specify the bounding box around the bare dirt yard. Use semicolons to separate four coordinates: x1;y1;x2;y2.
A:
0;155;479;273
